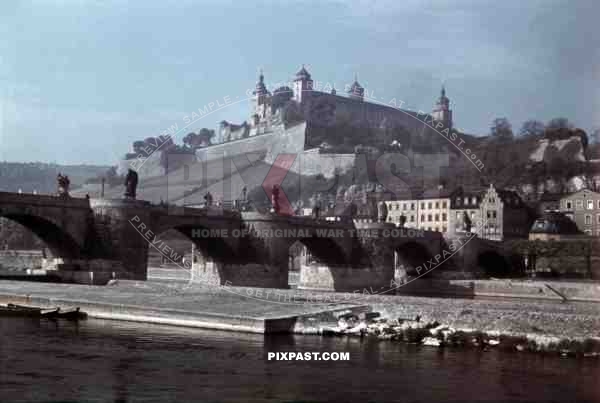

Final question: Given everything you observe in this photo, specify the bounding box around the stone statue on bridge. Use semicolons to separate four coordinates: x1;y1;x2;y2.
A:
377;200;388;223
57;173;70;197
124;169;139;199
204;191;213;207
310;192;321;219
271;185;280;214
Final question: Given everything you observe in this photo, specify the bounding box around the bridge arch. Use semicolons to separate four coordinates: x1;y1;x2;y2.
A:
394;241;436;279
143;222;239;284
477;250;511;277
0;211;85;259
293;235;349;267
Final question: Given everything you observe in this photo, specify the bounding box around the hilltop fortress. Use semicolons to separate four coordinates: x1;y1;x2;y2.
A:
220;65;453;143
120;66;455;186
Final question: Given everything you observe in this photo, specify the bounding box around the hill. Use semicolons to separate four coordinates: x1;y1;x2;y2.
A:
0;162;111;194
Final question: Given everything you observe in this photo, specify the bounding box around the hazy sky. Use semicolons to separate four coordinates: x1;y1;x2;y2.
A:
1;0;599;165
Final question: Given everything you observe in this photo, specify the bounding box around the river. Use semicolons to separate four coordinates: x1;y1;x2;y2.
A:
0;317;598;402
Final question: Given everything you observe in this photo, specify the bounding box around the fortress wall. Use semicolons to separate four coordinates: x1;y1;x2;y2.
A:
202;122;307;164
308;92;434;134
289;151;357;179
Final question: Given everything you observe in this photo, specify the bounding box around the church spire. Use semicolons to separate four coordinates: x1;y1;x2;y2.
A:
432;83;452;129
253;68;267;96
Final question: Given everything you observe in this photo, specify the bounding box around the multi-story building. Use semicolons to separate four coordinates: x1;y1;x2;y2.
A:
559;189;600;236
447;184;530;241
385;187;453;233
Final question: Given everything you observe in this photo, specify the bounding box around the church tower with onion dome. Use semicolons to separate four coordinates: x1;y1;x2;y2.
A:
252;69;272;126
431;85;453;130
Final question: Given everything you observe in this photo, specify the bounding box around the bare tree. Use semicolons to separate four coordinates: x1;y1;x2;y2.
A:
519;120;545;137
547;117;574;130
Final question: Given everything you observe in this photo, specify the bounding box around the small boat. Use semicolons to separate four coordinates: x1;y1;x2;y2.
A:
2;304;86;320
0;304;42;317
57;307;87;320
41;308;61;319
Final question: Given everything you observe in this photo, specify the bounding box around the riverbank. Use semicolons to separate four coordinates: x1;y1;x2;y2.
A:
0;279;599;356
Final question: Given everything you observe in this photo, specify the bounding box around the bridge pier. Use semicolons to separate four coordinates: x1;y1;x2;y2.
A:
89;199;151;281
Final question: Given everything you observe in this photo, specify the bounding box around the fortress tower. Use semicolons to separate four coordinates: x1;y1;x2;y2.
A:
293;65;314;104
252;70;271;125
348;76;365;102
431;85;453;130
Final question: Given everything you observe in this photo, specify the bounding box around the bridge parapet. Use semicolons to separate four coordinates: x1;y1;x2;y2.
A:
0;191;91;209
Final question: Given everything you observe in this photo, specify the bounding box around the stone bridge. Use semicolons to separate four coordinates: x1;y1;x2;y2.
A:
0;191;512;289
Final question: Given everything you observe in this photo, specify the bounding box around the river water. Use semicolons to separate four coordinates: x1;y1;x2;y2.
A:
0;317;598;403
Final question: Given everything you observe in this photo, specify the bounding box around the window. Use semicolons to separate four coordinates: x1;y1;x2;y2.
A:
597;200;600;209
421;202;425;209
470;212;475;219
455;197;461;206
464;197;469;205
585;214;592;225
597;214;600;224
427;214;432;222
435;202;439;209
403;203;407;210
587;200;594;210
435;214;439;221
428;202;432;209
472;197;477;204
442;201;447;209
410;215;415;222
420;214;425;222
442;213;447;221
566;200;573;209
456;211;461;219
410;203;415;210
576;200;583;209
442;226;447;232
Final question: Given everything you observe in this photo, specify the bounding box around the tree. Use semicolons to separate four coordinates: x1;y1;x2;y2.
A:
183;129;215;148
547;117;574;130
519;120;545;137
490;117;513;140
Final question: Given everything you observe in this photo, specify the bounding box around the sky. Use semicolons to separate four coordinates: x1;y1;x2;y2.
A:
1;0;599;165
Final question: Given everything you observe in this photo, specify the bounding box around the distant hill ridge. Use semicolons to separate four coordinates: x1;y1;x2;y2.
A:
0;162;110;194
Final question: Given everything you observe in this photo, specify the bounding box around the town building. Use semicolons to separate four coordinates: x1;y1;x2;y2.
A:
447;184;530;241
385;184;531;240
559;189;600;236
385;186;452;233
529;211;581;241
